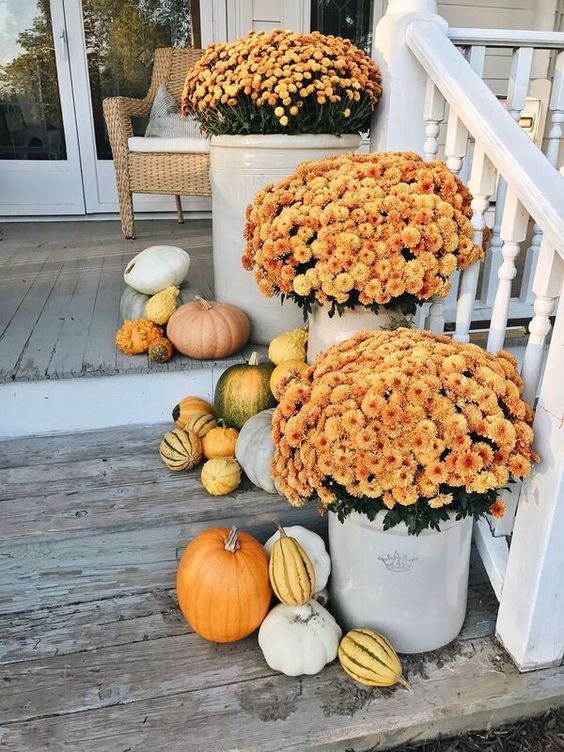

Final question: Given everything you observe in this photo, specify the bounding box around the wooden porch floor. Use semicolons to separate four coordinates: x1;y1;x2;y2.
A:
2;424;564;752
0;219;265;383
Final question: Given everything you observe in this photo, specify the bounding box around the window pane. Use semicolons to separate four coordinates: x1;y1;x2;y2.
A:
83;0;199;160
0;0;67;160
310;0;375;55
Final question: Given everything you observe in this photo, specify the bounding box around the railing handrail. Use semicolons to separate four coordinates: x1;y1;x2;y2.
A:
406;19;564;258
448;27;564;50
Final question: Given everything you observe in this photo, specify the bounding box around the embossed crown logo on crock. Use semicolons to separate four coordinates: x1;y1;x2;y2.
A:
378;551;418;573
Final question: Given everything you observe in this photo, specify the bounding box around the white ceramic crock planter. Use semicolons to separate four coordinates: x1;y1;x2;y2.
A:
210;134;362;344
328;511;473;654
307;304;411;363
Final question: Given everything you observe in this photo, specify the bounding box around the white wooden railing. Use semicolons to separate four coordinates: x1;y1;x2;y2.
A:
371;0;564;672
409;25;564;327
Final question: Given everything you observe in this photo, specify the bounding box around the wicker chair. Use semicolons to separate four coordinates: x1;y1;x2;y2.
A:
103;48;211;239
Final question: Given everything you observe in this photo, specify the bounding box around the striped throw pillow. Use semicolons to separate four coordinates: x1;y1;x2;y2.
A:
145;85;202;139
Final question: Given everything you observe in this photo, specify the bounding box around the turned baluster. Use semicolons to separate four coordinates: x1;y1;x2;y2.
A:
423;79;445;162
483;47;534;307
486;188;530;353
453;147;496;343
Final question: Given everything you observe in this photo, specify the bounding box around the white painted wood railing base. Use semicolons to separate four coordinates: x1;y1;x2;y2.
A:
373;0;564;671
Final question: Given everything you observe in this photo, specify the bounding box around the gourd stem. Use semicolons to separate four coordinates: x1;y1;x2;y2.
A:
248;351;260;366
397;676;412;692
224;526;240;553
273;518;287;538
195;295;213;310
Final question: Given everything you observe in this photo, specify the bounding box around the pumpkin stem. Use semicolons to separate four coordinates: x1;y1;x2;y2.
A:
248;351;260;366
397;676;412;692
195;295;214;310
224;526;240;553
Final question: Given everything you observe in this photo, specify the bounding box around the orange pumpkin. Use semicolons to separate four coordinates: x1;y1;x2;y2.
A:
172;396;215;428
176;526;272;642
115;319;162;355
167;297;250;359
148;337;174;363
202;425;239;459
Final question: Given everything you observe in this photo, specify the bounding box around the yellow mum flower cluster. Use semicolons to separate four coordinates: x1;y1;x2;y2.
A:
243;152;484;315
182;30;381;136
272;329;537;530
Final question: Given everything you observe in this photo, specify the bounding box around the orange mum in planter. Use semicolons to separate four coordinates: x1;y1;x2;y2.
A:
243;152;483;317
272;329;538;534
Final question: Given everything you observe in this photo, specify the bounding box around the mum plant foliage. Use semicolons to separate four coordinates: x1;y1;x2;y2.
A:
272;329;538;535
181;30;382;136
243;152;484;318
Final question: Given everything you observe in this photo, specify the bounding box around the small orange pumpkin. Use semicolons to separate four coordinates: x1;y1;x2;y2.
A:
115;319;162;355
172;396;215;428
167;297;250;359
202;425;239;459
176;526;272;642
148;337;174;363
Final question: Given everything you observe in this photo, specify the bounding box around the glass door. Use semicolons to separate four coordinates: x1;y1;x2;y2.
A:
0;0;85;215
64;0;208;214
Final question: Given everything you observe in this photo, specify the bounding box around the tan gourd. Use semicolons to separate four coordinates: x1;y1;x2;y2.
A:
268;523;316;605
186;412;218;438
201;458;241;496
159;428;202;471
338;628;410;689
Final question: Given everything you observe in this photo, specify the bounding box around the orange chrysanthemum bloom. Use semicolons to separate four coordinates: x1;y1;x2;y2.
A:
182;30;381;135
243;152;484;314
272;329;537;530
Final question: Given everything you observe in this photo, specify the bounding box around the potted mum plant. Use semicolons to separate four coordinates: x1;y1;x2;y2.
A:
272;328;537;653
182;30;382;343
243;151;483;361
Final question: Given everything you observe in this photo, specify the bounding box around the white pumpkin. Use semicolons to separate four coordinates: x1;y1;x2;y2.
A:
258;600;341;676
124;245;190;295
265;525;331;591
235;408;278;494
120;281;202;321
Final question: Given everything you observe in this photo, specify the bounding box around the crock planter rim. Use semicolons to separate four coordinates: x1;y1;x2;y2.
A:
329;508;467;537
210;133;362;150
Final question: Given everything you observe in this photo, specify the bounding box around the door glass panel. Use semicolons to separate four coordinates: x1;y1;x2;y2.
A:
310;0;375;55
83;0;200;160
0;0;66;160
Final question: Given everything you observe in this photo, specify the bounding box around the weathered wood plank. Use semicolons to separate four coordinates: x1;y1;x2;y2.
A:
0;589;183;664
0;507;321;614
3;635;564;752
47;257;104;377
14;259;81;380
0;252;50;338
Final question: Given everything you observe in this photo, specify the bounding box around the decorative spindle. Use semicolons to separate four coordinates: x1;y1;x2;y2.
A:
453;148;496;343
425;296;446;333
487;188;530;353
484;47;534;306
423;79;445;162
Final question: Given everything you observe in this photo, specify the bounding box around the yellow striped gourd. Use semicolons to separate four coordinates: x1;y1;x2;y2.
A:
159;428;202;472
338;628;409;689
268;524;316;605
186;412;218;438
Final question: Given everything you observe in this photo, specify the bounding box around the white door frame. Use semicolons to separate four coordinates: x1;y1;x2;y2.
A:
0;0;85;216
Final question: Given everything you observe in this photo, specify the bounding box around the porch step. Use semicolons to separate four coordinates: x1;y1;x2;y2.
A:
1;424;564;751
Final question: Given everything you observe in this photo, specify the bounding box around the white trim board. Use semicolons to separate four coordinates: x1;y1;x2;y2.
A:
0;368;229;439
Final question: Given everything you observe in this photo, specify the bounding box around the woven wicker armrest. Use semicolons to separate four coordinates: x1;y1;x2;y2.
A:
103;97;152;160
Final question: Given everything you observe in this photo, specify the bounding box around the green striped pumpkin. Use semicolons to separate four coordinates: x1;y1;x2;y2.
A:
214;352;276;430
338;628;409;689
159;428;202;471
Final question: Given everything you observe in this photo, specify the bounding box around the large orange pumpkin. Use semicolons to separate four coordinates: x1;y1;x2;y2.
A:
167;297;250;359
176;526;272;642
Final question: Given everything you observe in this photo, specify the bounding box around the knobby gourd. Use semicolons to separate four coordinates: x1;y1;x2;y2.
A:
268;327;308;365
115;319;162;355
148;337;173;363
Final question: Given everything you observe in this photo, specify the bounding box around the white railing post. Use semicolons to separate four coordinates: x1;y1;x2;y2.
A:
482;48;534;307
370;0;447;153
486;188;529;352
496;251;564;671
453;147;496;342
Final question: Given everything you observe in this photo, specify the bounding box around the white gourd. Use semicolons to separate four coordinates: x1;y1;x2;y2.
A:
120;281;201;321
265;525;331;591
124;245;190;295
258;600;341;676
235;408;277;494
